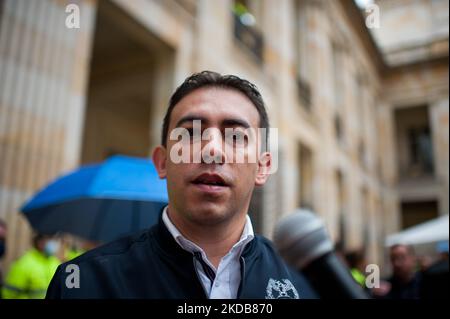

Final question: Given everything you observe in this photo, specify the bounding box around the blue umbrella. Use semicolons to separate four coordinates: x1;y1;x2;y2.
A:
21;155;168;243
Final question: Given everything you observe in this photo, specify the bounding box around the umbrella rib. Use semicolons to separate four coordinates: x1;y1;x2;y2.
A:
89;199;113;242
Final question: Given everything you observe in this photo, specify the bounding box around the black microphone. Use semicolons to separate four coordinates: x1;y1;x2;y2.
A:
273;209;369;299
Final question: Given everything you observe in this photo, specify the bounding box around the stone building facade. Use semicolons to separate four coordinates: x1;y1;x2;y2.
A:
0;0;448;272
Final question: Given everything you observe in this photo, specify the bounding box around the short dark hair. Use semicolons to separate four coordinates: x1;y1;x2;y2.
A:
161;71;270;148
390;244;415;256
33;233;50;248
345;250;365;268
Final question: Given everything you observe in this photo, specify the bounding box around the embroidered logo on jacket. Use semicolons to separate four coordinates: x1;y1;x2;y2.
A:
265;278;300;299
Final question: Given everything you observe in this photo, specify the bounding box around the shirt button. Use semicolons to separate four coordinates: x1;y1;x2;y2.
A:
214;282;220;287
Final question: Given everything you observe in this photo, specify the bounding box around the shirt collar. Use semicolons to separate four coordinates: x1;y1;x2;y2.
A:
162;206;254;255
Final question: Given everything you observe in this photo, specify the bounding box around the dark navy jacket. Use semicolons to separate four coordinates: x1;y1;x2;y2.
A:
46;216;317;299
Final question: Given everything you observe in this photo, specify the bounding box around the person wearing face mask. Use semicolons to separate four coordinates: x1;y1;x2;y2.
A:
2;233;61;299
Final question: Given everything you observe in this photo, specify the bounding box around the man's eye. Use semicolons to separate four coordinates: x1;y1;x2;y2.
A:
185;128;201;142
226;131;247;146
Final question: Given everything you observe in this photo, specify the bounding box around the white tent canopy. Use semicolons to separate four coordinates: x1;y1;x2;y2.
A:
385;214;449;247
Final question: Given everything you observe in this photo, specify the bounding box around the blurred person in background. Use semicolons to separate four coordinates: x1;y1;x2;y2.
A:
0;219;7;298
1;233;61;299
380;244;422;299
421;241;449;299
345;249;367;288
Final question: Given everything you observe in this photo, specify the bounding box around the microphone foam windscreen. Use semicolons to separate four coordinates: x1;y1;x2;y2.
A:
273;209;334;269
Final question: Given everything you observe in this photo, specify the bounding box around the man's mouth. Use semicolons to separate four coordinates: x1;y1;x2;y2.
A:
191;173;230;193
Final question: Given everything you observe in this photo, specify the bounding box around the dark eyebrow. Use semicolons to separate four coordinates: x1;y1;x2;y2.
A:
175;115;209;127
222;118;250;129
175;115;250;129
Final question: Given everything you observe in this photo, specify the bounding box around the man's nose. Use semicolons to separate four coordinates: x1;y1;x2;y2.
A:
201;129;226;164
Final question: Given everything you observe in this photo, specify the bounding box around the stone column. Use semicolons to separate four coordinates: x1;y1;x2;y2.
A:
0;0;96;267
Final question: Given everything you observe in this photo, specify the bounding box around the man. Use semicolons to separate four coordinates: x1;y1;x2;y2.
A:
2;234;61;299
345;250;366;288
384;244;422;299
46;71;317;299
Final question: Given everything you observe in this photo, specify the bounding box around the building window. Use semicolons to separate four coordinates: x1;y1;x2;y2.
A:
332;44;344;109
294;0;312;110
336;170;347;248
232;0;264;63
297;77;312;111
338;214;347;249
354;73;367;136
358;140;367;169
334;113;345;146
401;200;438;229
408;127;434;175
395;105;435;179
298;144;314;210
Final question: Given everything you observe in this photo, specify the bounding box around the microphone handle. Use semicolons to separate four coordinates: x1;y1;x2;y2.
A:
302;253;370;299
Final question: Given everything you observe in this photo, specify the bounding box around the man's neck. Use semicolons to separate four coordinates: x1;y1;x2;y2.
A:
167;206;247;268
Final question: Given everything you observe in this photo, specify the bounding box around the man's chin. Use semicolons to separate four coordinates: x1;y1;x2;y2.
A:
187;203;233;226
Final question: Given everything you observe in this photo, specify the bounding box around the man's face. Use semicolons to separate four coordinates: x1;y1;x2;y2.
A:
390;245;416;278
153;87;271;226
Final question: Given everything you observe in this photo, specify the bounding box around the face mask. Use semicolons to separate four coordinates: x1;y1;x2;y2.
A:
0;240;5;258
44;240;60;256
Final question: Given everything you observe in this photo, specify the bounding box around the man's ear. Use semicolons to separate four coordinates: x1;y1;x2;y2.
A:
152;145;167;179
255;152;272;186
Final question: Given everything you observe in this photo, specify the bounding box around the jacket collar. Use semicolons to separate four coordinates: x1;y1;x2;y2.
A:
151;207;258;261
151;208;192;258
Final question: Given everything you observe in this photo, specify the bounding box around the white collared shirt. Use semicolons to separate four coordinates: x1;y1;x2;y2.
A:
162;206;254;299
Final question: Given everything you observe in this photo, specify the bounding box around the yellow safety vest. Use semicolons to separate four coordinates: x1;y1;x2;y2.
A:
351;268;366;287
2;248;60;299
